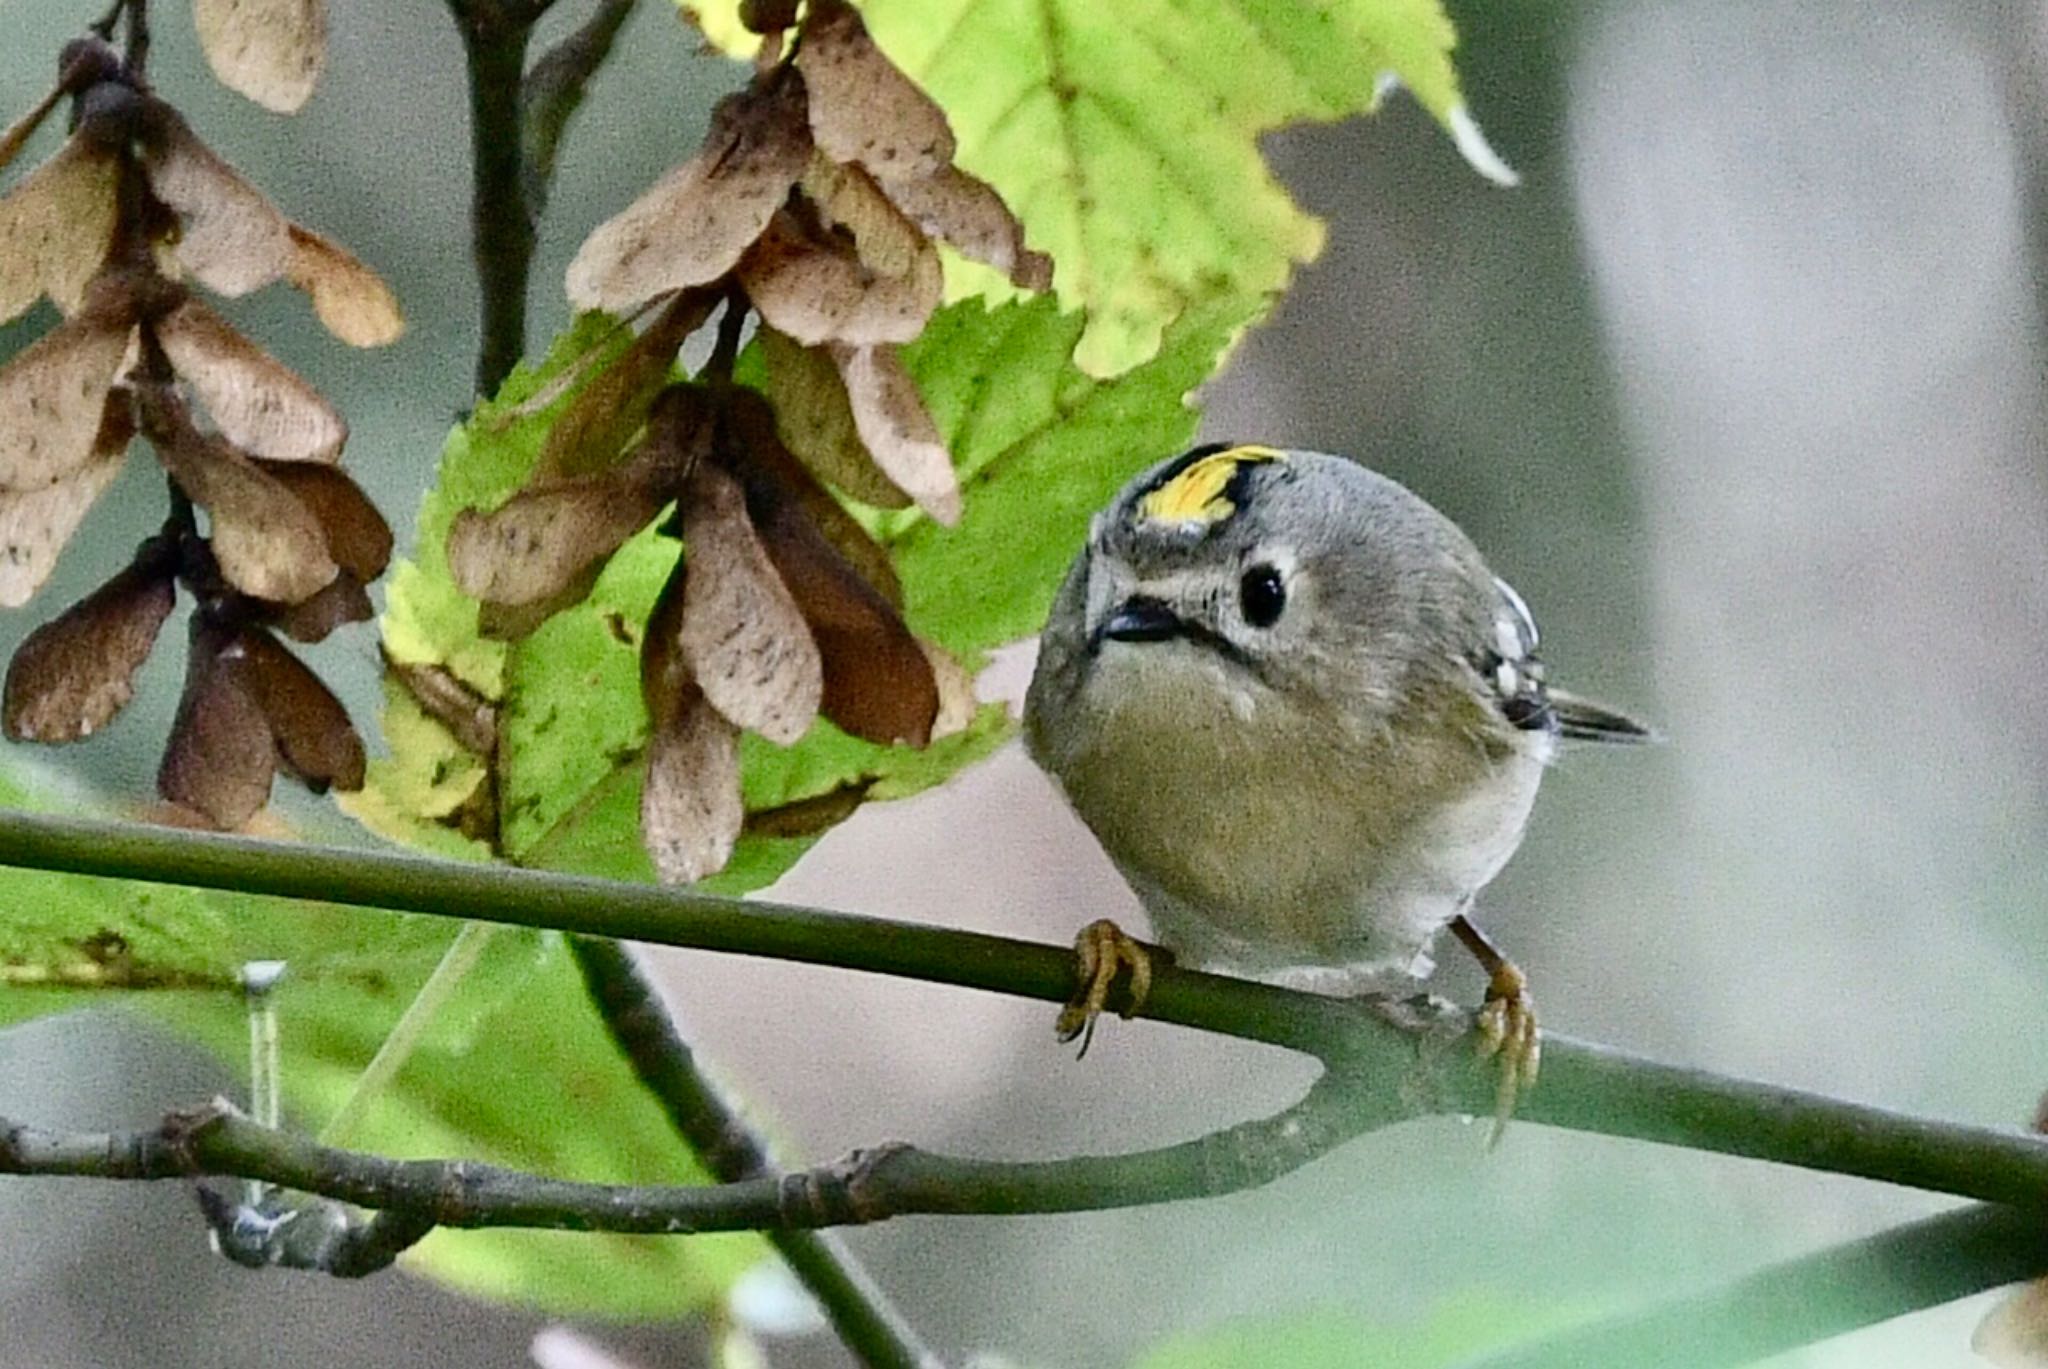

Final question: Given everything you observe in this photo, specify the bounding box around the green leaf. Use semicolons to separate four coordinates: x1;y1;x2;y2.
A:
0;752;763;1316
162;930;765;1319
356;310;1019;884
887;290;1264;654
686;0;1504;375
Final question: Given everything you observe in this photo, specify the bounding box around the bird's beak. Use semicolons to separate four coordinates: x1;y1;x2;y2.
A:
1095;596;1182;646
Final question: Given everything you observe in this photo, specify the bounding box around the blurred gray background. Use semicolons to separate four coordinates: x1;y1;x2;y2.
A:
4;0;2048;1364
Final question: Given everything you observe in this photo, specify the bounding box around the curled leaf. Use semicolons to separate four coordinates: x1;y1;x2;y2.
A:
154;298;347;463
833;343;959;524
137;383;337;603
158;617;275;829
753;326;908;510
254;459;391;582
285;225;403;346
447;460;672;609
738;208;940;346
796;0;954;181
725;385;903;601
137;100;292;297
881;165;1052;291
0;404;127;606
739;455;935;747
0;135;116;323
193;0;328;114
4;555;175;742
566;84;810;312
385;653;496;758
0;301;135;491
640;577;743;884
238;628;363;791
676;462;822;744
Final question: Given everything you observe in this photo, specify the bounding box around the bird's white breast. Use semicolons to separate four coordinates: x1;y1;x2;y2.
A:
1043;640;1548;988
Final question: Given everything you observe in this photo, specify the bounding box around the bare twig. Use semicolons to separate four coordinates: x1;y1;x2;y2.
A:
0;1070;1388;1229
522;0;639;215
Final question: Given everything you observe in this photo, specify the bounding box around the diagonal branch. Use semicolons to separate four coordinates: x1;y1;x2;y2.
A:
522;0;639;217
568;936;941;1369
1460;1203;2048;1369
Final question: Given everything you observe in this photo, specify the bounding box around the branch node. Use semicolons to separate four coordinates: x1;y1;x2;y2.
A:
778;1143;909;1227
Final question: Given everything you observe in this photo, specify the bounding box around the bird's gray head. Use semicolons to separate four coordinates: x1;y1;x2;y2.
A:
1068;444;1496;717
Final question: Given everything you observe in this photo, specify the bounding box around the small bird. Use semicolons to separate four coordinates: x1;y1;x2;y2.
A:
1024;444;1651;1122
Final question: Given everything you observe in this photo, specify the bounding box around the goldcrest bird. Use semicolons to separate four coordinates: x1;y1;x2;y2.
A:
1024;444;1651;1120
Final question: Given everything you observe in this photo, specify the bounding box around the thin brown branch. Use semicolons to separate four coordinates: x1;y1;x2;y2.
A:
0;1066;1387;1232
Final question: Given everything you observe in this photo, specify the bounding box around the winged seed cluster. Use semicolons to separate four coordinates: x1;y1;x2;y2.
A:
0;34;400;829
448;0;1043;881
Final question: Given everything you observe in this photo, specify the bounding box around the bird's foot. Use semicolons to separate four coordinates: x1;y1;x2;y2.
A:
1055;918;1161;1057
1473;956;1539;1146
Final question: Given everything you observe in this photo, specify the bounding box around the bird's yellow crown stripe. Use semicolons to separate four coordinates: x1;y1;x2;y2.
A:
1137;445;1281;526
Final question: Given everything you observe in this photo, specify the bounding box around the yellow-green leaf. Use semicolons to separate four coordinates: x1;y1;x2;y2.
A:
685;0;1508;375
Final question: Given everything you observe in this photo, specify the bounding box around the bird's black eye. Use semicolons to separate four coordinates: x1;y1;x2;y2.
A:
1239;564;1286;628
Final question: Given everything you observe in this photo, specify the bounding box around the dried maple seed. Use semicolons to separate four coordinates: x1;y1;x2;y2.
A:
263;570;372;644
193;0;329;115
566;80;812;312
738;455;937;746
831;343;959;523
237;627;364;791
0;297;138;492
724;387;904;601
878;164;1052;291
155;297;348;463
253;460;392;582
0;134;119;323
158;616;277;829
3;555;175;742
531;288;715;483
639;576;744;885
446;457;674;609
135;380;338;604
796;0;955;182
136;99;294;297
283;225;404;347
752;326;911;512
738;207;941;347
675;461;822;744
738;0;799;34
